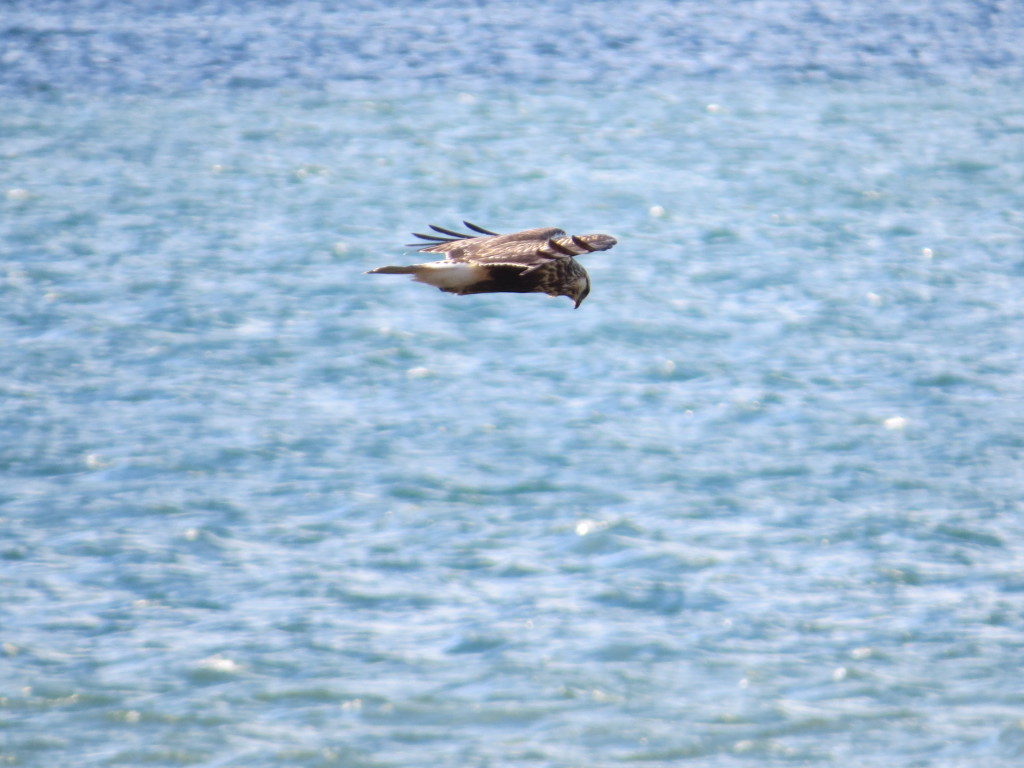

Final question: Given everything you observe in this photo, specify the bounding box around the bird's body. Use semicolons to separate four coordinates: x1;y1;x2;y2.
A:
367;222;617;308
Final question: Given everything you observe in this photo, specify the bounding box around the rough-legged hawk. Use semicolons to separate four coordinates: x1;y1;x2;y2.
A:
367;222;617;308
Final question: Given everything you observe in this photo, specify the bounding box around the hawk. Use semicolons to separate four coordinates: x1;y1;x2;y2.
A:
366;221;617;308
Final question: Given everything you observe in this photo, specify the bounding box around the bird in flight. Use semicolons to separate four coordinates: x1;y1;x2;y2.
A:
366;221;617;308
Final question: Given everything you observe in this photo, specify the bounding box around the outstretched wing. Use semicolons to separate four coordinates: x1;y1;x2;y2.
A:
450;228;571;268
408;223;577;267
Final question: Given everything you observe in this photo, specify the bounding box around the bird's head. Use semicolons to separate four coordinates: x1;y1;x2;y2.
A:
568;273;591;309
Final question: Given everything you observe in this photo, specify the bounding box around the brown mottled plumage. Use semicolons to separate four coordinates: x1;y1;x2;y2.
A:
366;222;617;308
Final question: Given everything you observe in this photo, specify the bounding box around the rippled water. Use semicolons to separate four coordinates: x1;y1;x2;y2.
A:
3;2;1024;766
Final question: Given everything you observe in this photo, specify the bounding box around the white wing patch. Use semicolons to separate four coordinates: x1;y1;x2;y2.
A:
410;261;490;290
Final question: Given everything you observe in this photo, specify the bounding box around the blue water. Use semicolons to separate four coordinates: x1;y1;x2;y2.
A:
3;2;1024;766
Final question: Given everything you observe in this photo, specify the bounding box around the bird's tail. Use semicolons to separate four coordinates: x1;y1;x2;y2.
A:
366;265;418;275
366;261;486;291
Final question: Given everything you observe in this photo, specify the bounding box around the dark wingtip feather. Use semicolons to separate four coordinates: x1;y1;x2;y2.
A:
404;221;504;249
571;235;597;252
548;238;577;256
428;224;474;239
463;221;499;236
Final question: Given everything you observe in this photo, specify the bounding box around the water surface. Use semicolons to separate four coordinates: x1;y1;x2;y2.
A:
3;2;1024;766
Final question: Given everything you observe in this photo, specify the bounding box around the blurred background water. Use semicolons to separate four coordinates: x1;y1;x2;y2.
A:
3;1;1024;766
